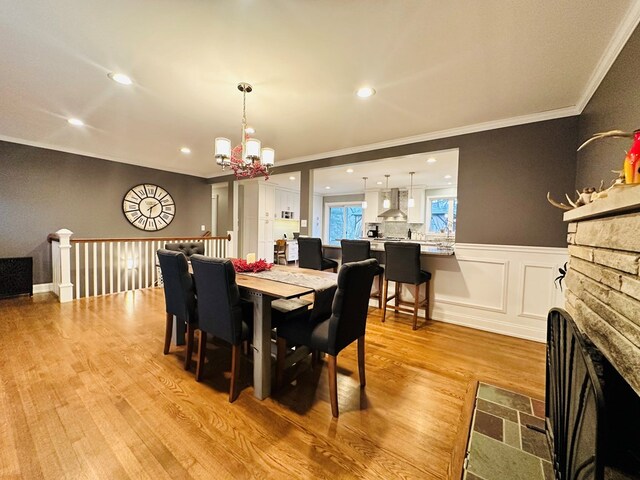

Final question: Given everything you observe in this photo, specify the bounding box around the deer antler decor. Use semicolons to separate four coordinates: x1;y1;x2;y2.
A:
578;129;640;184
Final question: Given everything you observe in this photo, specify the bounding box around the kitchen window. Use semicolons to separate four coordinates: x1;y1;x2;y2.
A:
324;203;363;246
427;196;457;235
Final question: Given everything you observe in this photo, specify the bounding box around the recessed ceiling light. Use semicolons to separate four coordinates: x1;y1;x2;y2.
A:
356;86;376;98
346;168;354;173
447;182;453;185
444;174;452;179
180;147;191;154
245;126;255;134
107;72;133;85
325;186;331;190
376;181;383;185
289;176;296;181
427;157;437;164
67;118;84;126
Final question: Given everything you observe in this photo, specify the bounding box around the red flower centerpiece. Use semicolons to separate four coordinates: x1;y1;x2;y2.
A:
231;258;273;273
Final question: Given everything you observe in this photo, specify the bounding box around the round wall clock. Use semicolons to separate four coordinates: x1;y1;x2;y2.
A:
122;184;175;231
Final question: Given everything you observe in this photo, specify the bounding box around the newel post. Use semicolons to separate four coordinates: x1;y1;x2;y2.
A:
56;228;74;303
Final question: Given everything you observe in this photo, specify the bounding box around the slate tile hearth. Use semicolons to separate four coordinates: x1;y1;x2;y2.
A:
464;383;552;480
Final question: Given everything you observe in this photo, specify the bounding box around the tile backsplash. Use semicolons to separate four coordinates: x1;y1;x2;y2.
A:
366;190;428;238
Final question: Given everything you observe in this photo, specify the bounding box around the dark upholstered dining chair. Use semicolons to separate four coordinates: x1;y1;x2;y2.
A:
340;239;385;308
190;255;252;402
298;237;338;272
165;242;205;258
157;249;198;370
382;242;431;330
276;258;379;417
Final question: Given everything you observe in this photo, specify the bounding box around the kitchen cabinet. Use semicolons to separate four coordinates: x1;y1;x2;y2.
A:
363;191;380;223
258;217;274;262
274;188;299;219
241;183;275;261
407;189;425;223
259;184;275;219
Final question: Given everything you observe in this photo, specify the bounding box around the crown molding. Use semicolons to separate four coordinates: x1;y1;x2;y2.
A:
207;105;579;179
0;134;208;178
575;1;640;113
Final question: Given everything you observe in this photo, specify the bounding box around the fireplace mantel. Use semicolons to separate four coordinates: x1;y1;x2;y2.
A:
564;184;640;396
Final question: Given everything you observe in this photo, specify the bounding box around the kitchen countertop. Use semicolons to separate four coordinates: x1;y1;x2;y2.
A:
323;240;455;256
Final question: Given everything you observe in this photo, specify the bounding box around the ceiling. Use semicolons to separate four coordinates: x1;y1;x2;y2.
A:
238;172;301;191
313;149;459;195
1;1;638;178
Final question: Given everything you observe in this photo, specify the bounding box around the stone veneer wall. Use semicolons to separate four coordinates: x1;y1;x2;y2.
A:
565;210;640;396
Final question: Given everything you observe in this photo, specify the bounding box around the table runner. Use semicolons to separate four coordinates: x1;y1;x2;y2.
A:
243;269;337;322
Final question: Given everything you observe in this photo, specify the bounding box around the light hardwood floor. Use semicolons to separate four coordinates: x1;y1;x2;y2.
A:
0;290;545;479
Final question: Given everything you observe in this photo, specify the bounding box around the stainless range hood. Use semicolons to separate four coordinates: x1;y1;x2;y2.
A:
378;188;407;221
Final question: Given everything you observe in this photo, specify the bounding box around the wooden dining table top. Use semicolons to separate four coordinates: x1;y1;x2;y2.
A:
235;264;338;299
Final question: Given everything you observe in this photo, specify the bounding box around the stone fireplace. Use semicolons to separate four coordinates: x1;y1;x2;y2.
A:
559;185;640;477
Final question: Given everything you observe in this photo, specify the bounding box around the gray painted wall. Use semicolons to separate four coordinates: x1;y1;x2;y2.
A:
212;183;232;235
577;25;640;189
212;116;578;248
0;141;211;284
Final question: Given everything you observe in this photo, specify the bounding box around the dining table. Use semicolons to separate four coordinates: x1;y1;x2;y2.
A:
236;265;338;400
176;263;338;400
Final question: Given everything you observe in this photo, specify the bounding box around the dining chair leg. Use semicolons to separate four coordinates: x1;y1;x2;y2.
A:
229;344;241;403
357;336;366;387
377;274;383;309
412;284;420;330
195;330;207;382
163;312;173;354
185;322;194;370
382;280;388;322
328;355;339;418
394;282;400;313
276;337;286;388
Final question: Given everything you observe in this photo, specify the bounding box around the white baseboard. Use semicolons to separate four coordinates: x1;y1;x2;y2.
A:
33;283;53;294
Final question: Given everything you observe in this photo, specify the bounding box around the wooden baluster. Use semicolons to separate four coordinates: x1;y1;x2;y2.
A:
117;242;122;293
93;242;98;297
75;243;80;299
84;243;90;297
101;242;106;296
151;241;156;287
144;241;149;288
109;242;114;294
125;241;130;291
137;241;142;289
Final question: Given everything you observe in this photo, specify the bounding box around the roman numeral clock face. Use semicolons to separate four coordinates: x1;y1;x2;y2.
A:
122;184;175;231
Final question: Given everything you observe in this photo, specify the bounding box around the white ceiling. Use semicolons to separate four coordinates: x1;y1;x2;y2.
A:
238;172;301;191
0;1;638;178
313;149;459;195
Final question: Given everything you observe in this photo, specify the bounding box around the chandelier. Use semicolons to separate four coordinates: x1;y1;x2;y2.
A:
214;82;274;179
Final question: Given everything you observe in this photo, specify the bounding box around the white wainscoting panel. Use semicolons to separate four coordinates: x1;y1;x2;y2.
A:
434;256;509;313
423;243;567;342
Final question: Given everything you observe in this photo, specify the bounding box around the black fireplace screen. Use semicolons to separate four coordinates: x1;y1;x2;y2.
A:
546;308;606;480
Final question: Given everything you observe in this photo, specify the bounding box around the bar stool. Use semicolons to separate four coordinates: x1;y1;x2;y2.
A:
298;237;338;272
340;239;385;308
382;242;431;330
